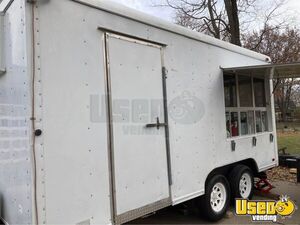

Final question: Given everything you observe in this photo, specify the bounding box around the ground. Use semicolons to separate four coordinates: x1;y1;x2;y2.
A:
277;121;300;155
277;131;300;155
276;122;300;131
128;181;300;225
127;123;300;225
267;166;297;183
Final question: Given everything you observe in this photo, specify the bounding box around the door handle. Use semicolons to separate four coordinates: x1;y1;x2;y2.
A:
146;117;167;130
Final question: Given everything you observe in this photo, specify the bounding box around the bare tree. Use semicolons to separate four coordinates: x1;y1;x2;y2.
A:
154;0;297;120
224;0;241;45
157;0;287;46
243;27;300;121
292;85;300;107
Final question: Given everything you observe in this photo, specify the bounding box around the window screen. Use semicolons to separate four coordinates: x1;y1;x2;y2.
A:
254;78;266;107
226;112;231;138
238;75;253;107
231;112;239;137
240;112;248;135
255;111;262;133
224;75;237;107
223;73;270;138
262;111;268;132
248;111;255;134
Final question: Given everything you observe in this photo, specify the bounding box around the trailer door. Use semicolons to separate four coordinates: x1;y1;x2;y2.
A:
105;33;171;224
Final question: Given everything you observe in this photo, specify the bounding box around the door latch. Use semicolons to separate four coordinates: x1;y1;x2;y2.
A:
146;117;167;130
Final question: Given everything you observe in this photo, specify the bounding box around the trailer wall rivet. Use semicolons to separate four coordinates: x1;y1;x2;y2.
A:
35;129;42;136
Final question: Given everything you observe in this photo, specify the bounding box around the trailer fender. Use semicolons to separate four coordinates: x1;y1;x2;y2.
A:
204;158;259;193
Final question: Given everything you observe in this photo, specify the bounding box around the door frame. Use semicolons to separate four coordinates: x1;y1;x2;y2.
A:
103;31;172;225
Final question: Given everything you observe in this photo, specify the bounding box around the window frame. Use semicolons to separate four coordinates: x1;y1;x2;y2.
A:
0;11;4;75
224;73;271;139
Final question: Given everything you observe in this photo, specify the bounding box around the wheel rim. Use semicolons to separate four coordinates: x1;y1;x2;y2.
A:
239;173;252;198
210;182;227;213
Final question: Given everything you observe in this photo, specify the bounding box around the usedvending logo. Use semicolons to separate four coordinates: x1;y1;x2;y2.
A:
235;195;297;222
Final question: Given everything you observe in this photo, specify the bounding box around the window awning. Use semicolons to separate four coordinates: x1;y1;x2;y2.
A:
222;62;300;79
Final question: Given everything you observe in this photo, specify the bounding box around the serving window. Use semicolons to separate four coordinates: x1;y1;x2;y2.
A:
254;78;266;107
223;62;300;138
238;75;253;107
224;73;269;138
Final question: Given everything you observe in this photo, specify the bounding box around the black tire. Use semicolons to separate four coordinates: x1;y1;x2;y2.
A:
198;174;230;221
229;165;254;200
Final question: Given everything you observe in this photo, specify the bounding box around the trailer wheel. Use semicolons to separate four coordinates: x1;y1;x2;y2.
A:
229;165;254;200
198;174;230;221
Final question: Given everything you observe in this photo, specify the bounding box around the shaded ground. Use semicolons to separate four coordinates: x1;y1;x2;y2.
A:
129;124;300;225
128;181;300;225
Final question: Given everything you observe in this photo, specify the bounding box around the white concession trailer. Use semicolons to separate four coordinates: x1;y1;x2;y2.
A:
1;0;300;224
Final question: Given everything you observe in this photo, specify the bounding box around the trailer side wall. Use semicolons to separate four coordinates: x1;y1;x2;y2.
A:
34;0;277;224
0;0;33;224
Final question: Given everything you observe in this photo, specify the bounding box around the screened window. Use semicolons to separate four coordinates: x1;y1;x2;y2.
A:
248;111;255;134
255;111;262;133
226;112;231;138
231;112;239;137
224;73;270;138
226;111;239;137
254;78;266;107
240;111;255;136
224;74;237;107
238;75;253;107
240;112;248;135
262;111;268;132
255;111;269;133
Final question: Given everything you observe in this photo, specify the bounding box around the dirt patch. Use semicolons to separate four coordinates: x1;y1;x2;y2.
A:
277;131;300;137
266;166;297;183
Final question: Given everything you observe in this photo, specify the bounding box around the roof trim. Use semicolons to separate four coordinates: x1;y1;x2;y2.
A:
0;0;14;14
71;0;270;62
222;62;300;79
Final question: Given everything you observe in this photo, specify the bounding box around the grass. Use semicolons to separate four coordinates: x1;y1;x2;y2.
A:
277;131;300;155
276;121;300;155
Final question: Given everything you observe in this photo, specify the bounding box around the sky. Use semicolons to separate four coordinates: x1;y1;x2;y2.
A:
110;0;174;22
110;0;300;25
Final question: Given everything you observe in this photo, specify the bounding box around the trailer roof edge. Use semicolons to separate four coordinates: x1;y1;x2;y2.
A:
0;0;14;14
71;0;270;62
222;62;300;79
